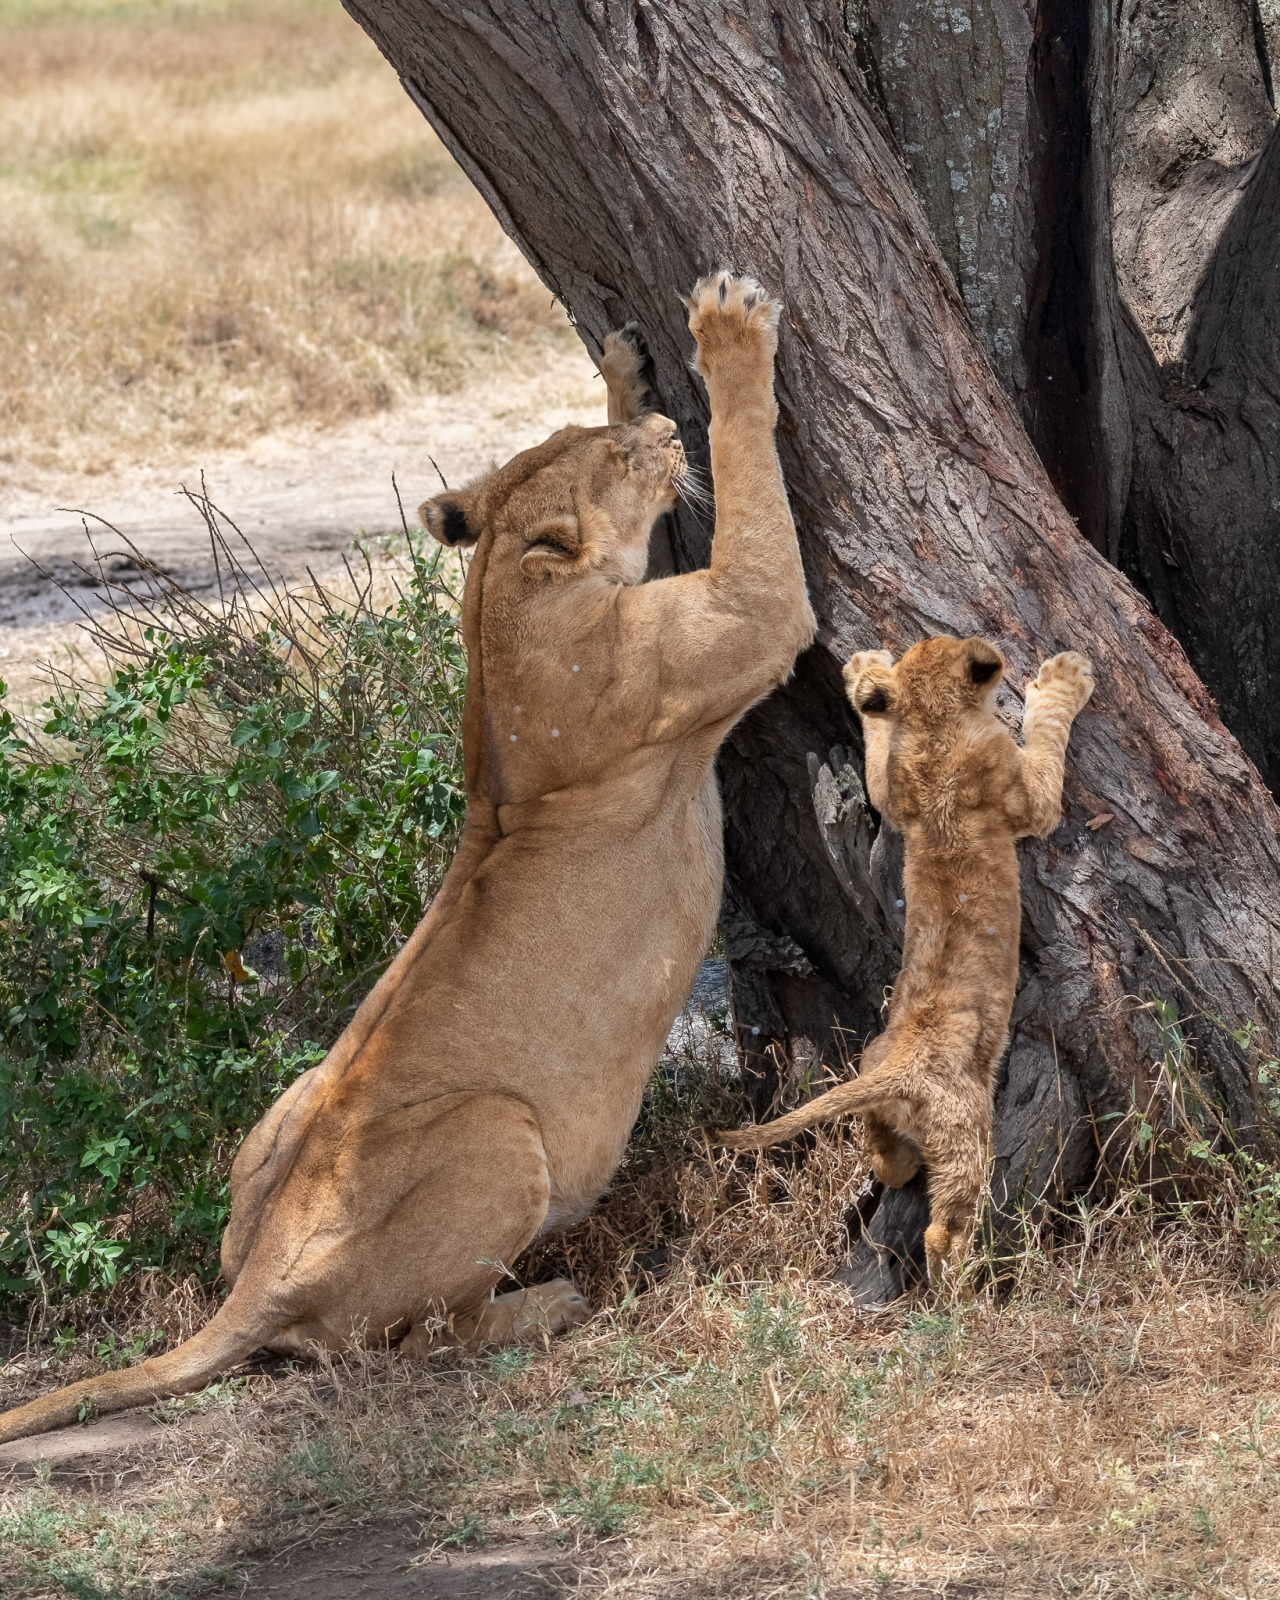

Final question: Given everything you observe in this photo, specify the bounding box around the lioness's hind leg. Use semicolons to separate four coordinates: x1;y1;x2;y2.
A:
600;321;658;423
401;1280;589;1356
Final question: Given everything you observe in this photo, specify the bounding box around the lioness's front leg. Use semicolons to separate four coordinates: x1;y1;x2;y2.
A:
599;320;658;424
619;273;815;730
688;273;815;689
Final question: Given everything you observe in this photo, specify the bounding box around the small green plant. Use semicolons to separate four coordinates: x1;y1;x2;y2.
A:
1193;1504;1218;1545
555;1474;633;1538
0;505;466;1303
435;1511;490;1549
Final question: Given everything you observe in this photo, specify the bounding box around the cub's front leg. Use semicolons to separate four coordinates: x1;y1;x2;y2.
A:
1012;650;1095;836
844;649;896;821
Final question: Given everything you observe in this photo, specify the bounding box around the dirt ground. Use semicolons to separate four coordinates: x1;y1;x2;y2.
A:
0;347;603;713
0;1402;591;1598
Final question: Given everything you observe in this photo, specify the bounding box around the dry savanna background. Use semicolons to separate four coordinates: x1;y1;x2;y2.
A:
2;2;1280;1598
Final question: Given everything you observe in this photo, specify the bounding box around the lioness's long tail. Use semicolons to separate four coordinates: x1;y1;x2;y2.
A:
715;1074;884;1151
0;1295;271;1445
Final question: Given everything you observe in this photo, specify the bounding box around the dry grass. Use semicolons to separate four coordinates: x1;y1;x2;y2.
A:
4;1028;1280;1598
0;0;573;484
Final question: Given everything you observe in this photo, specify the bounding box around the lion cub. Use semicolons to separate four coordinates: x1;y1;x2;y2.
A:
718;636;1094;1279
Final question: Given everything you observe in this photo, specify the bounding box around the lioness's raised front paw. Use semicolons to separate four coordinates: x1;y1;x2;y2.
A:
684;271;780;380
600;320;657;424
1027;650;1095;714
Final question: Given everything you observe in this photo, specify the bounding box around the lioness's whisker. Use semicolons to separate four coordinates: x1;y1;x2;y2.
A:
675;464;713;511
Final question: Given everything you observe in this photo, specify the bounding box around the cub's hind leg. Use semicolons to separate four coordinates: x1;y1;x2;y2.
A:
852;1035;922;1185
863;1112;922;1187
919;1105;991;1283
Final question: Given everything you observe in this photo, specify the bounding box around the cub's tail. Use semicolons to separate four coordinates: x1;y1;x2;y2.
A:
0;1295;271;1445
715;1073;883;1151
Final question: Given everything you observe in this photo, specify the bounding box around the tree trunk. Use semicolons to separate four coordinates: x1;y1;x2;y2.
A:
1112;6;1280;794
344;0;1280;1297
855;0;1280;792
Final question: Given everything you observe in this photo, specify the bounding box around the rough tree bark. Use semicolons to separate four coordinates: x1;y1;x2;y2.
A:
852;0;1280;789
1114;8;1280;795
344;0;1280;1297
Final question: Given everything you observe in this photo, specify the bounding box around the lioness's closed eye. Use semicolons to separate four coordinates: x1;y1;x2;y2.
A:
717;634;1094;1281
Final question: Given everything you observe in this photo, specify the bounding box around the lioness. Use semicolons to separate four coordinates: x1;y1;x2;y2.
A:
718;637;1094;1279
0;273;815;1443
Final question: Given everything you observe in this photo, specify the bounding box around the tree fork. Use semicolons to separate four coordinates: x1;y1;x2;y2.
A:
345;0;1280;1295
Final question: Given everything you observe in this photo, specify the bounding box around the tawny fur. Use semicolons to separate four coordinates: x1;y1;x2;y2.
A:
717;636;1094;1279
0;275;815;1443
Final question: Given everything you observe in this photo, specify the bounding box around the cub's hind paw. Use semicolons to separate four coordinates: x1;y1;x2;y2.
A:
923;1220;967;1282
684;271;780;374
600;321;658;423
1028;650;1095;713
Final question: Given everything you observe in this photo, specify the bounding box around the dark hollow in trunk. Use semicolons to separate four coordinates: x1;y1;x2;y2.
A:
345;0;1280;1298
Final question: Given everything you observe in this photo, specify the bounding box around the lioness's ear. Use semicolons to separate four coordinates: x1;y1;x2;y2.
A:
519;503;613;581
963;637;1003;690
420;492;479;548
520;515;585;580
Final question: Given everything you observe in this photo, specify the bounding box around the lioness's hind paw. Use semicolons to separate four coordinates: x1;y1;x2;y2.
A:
535;1278;591;1336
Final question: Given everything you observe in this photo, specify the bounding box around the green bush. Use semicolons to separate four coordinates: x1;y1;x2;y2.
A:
0;525;466;1303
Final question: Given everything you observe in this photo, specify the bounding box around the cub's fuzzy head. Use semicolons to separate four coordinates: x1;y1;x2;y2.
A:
844;635;1004;725
419;412;687;588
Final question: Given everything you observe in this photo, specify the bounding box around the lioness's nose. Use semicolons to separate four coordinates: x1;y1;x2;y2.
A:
639;412;678;441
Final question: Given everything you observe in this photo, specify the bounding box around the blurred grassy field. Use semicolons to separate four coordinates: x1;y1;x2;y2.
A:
0;0;574;481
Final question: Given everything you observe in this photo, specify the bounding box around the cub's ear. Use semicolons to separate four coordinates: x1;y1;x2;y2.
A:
419;492;479;548
963;637;1003;690
856;683;893;716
